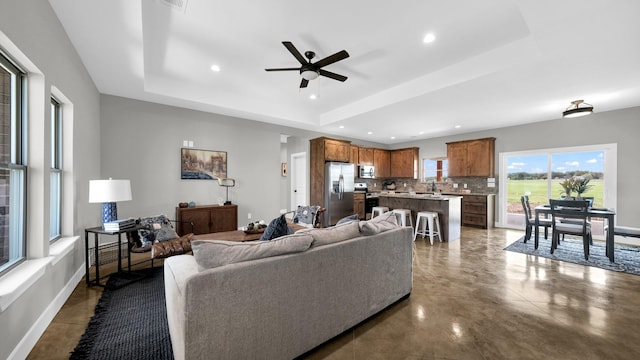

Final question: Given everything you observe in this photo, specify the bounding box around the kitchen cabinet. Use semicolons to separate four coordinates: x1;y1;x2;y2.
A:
176;204;238;235
447;137;495;177
461;195;494;228
374;149;390;178
390;147;419;178
350;145;359;164
354;193;365;219
310;137;352;210
359;147;374;165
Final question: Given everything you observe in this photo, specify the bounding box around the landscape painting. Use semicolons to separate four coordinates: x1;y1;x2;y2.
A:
181;148;227;180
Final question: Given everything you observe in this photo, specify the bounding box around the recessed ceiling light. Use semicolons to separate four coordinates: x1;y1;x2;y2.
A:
309;94;317;100
210;65;220;72
419;131;424;135
390;136;396;140
367;131;373;135
339;125;344;129
454;125;461;128
423;33;436;44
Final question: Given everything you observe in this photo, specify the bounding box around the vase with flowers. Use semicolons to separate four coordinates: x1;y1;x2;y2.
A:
573;177;593;200
559;178;577;199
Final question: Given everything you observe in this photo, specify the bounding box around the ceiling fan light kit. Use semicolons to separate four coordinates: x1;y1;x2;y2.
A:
562;100;594;118
266;41;349;88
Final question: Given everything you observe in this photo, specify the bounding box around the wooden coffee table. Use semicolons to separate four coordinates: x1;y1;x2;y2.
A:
192;224;306;242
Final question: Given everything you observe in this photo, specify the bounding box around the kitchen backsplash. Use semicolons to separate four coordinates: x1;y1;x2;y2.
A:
363;177;497;195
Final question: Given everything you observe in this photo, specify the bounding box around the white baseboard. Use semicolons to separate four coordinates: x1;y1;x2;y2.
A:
8;265;84;360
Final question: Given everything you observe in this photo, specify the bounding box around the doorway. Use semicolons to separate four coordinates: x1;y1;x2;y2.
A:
290;152;307;211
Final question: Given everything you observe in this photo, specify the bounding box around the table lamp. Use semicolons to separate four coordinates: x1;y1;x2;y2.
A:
217;178;236;205
89;178;132;225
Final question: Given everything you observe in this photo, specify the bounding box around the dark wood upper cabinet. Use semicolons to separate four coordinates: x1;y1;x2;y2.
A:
373;149;390;178
447;137;495;177
390;147;419;178
350;145;359;164
358;147;374;166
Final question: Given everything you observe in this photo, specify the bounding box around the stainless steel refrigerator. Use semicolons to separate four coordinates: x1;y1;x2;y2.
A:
324;162;355;227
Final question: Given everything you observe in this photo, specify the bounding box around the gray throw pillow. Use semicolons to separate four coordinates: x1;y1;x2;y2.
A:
297;220;361;247
192;233;314;270
337;213;359;225
137;215;178;248
359;211;399;236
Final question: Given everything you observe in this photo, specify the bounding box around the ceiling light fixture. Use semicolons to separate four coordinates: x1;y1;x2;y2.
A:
210;64;220;72
300;69;319;80
309;94;317;100
367;131;373;135
562;100;594;118
423;33;436;43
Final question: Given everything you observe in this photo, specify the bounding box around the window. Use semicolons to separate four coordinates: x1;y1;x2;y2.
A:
499;144;617;238
0;52;27;273
423;157;448;183
50;98;62;241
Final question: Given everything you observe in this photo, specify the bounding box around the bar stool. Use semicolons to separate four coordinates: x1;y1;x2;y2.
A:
392;209;413;229
414;211;441;245
371;206;389;218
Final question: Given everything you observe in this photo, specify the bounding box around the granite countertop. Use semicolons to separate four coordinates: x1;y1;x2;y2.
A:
371;192;463;200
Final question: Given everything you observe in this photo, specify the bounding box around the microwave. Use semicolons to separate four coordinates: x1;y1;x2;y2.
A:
359;165;375;178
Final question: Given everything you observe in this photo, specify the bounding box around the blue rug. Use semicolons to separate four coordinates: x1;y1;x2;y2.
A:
504;236;640;276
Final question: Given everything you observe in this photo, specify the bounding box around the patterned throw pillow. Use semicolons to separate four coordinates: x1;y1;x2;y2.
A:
260;214;290;241
137;215;179;248
337;213;359;225
293;205;320;227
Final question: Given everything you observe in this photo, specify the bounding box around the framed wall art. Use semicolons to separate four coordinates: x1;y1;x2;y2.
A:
181;148;227;180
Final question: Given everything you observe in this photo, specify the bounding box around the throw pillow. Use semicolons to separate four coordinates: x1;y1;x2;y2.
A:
137;215;179;248
337;213;359;225
359;211;399;236
293;205;320;227
192;233;314;270
298;220;361;247
151;233;194;259
260;214;289;241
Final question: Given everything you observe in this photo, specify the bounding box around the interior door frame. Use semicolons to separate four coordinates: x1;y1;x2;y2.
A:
290;152;308;212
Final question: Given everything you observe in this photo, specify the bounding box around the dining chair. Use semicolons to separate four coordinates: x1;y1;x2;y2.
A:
549;199;592;260
521;195;551;242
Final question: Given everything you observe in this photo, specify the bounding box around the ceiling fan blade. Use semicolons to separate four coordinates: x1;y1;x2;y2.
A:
313;50;349;69
282;41;307;65
300;78;309;88
319;69;347;82
265;68;300;72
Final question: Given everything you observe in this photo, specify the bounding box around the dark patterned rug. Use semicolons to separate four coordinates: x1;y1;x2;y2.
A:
505;235;640;276
70;267;173;359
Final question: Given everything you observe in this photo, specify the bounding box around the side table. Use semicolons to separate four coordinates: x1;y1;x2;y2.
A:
84;225;144;287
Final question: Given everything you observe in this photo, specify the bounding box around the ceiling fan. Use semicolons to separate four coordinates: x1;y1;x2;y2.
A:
265;41;349;88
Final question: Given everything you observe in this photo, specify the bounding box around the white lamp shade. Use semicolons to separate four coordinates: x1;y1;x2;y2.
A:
89;179;132;203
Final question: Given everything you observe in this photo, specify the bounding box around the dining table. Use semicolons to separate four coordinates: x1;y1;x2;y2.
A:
534;204;617;262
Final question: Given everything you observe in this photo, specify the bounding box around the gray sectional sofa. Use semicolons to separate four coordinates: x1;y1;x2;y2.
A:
164;214;413;360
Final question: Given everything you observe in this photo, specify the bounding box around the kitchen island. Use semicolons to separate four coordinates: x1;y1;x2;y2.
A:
375;193;462;242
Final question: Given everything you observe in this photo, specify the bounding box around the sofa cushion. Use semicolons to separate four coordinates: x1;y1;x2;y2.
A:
192;233;314;270
260;214;290;241
297;220;361;247
359;211;399;236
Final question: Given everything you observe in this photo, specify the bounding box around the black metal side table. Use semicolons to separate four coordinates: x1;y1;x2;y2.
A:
84;225;144;287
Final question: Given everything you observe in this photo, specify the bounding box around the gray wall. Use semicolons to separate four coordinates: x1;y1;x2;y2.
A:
393;106;640;226
0;0;101;358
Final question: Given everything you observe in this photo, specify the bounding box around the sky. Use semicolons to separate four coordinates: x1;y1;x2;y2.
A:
507;150;604;174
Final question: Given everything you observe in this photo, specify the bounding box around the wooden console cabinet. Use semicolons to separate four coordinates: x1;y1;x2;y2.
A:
176;204;238;235
447;137;495;177
461;195;494;229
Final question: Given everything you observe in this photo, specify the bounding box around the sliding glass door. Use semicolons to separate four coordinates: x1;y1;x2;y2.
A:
499;144;617;238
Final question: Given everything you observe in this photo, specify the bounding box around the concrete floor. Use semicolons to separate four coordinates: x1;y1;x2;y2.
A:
27;227;640;359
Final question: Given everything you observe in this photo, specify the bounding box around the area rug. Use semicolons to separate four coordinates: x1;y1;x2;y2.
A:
504;236;640;276
70;268;173;359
